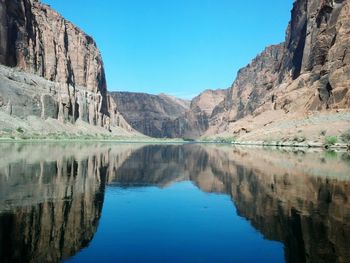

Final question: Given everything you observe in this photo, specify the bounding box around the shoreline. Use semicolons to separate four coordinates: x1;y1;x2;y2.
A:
0;137;349;151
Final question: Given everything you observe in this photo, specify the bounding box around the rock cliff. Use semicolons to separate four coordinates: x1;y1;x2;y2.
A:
110;91;190;137
112;0;349;140
207;0;350;139
0;0;133;134
111;89;227;139
162;89;228;139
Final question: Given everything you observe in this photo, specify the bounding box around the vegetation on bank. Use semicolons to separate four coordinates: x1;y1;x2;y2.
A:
1;127;350;151
324;136;338;148
0;128;186;143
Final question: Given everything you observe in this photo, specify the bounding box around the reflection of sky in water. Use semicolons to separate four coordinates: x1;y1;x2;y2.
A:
0;143;349;263
68;182;284;263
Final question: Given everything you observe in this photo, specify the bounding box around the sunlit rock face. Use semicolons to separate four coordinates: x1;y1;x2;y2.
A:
0;0;130;131
211;45;284;123
277;0;350;110
209;0;350;135
110;90;228;139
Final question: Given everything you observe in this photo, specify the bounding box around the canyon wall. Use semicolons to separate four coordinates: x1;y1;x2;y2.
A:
110;92;190;137
111;89;227;139
0;0;132;133
162;89;228;139
111;0;350;139
208;0;350;137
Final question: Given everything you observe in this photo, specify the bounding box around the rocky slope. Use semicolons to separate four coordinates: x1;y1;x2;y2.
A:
0;0;134;136
111;0;350;140
111;89;227;139
110;91;190;137
162;89;228;139
206;0;350;141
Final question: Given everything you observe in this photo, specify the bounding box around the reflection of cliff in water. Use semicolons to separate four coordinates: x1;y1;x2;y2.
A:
0;143;350;263
0;143;141;263
203;147;350;263
113;145;350;263
113;144;225;193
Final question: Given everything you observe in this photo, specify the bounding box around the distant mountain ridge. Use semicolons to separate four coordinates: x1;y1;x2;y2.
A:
109;91;191;137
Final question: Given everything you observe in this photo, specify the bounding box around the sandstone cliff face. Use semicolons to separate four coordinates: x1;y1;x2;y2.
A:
214;45;284;123
163;89;228;139
110;91;190;137
208;0;350;137
278;0;350;109
0;0;130;132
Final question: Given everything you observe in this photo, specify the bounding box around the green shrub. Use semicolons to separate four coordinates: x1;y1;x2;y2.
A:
325;136;337;147
216;137;236;143
16;127;24;133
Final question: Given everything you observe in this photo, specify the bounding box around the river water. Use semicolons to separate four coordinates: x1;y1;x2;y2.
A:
0;143;349;263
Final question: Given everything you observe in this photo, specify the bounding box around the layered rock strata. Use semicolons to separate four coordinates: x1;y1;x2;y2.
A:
110;92;190;137
0;0;131;133
208;0;350;137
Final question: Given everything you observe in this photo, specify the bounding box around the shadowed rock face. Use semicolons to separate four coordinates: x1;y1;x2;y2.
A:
0;0;131;132
161;89;228;139
280;0;350;110
110;89;227;139
110;92;190;138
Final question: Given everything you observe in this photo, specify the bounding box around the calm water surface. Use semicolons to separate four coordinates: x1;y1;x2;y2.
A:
0;143;349;263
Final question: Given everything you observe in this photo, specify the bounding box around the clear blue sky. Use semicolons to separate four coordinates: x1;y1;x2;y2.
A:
42;0;294;99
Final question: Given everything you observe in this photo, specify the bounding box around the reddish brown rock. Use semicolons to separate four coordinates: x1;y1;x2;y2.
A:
208;0;350;138
0;0;130;133
109;91;190;137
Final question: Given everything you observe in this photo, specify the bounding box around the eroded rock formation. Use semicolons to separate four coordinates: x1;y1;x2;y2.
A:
162;89;227;139
110;92;190;137
0;0;132;133
208;0;350;137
